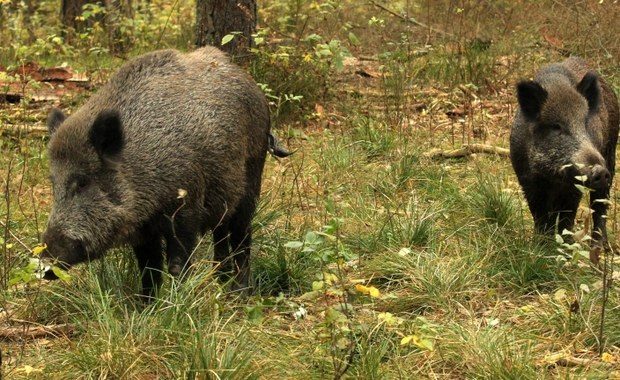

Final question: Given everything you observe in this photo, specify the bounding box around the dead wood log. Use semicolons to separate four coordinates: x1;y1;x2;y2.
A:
0;125;48;137
0;323;75;341
423;144;510;159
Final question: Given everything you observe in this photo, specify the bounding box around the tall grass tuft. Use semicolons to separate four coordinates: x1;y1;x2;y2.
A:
252;239;314;295
32;258;261;379
469;176;521;229
440;323;540;379
484;231;560;292
365;242;487;313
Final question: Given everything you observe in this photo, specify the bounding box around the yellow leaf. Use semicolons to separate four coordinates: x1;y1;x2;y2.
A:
401;335;414;345
299;290;321;301
52;266;72;283
602;352;615;363
367;286;381;298
554;289;568;303
18;365;42;374
336;337;350;349
32;243;47;256
355;284;369;294
356;284;380;298
378;312;403;326
542;352;567;365
401;334;434;350
415;337;434;351
323;272;338;285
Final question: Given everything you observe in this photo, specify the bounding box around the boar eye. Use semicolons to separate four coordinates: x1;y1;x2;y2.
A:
77;177;88;189
549;123;563;132
69;175;90;195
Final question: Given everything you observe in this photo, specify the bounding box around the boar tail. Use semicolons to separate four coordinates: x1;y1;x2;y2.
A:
268;132;291;158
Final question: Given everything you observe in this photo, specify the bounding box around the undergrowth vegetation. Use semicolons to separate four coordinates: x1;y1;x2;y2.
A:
2;0;620;378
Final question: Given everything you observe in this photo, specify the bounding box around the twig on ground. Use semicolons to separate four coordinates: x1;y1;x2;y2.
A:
0;323;75;341
423;144;510;159
368;0;453;37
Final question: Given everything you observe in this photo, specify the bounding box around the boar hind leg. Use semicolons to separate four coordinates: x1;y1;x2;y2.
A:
213;222;233;280
133;225;164;299
228;197;256;293
210;202;254;292
540;204;579;238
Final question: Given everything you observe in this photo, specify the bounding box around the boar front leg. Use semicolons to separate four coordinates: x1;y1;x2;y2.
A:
133;224;164;299
164;211;199;279
589;187;610;244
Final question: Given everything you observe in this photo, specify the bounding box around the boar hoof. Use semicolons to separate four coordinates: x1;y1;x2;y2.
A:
168;263;182;277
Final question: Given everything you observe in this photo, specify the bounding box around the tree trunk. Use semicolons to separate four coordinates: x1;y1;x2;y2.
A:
1;0;39;44
61;0;103;42
24;0;39;43
104;0;135;54
195;0;257;64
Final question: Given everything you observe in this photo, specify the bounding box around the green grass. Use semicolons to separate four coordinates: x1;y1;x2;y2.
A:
4;97;619;379
6;258;259;379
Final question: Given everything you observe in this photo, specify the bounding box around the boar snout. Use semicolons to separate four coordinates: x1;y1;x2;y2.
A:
41;226;86;273
588;164;611;190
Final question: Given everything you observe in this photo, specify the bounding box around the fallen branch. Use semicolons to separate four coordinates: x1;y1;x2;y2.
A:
369;0;453;37
0;125;48;137
423;144;510;159
0;323;75;341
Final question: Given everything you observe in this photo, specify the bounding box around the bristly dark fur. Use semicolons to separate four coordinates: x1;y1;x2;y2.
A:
42;47;285;298
510;56;620;246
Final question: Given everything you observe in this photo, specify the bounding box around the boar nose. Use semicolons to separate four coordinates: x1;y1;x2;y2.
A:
41;226;84;263
589;165;611;189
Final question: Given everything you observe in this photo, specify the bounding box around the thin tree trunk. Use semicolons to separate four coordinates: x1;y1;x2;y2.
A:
195;0;257;64
24;0;39;43
195;0;214;48
61;0;103;42
105;0;134;53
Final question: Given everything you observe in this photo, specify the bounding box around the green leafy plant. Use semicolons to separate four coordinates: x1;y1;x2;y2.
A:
7;244;71;287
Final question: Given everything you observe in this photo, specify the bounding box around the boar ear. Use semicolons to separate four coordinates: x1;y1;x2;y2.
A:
89;110;124;159
517;80;547;120
47;108;66;135
576;72;600;113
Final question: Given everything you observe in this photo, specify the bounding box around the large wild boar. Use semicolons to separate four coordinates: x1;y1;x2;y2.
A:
41;47;289;297
510;57;620;248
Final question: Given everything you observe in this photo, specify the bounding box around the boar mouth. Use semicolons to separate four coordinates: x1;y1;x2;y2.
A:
559;162;610;189
42;260;70;280
40;235;87;278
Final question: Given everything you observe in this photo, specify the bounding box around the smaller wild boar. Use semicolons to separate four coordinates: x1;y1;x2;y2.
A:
510;57;620;247
41;47;289;297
